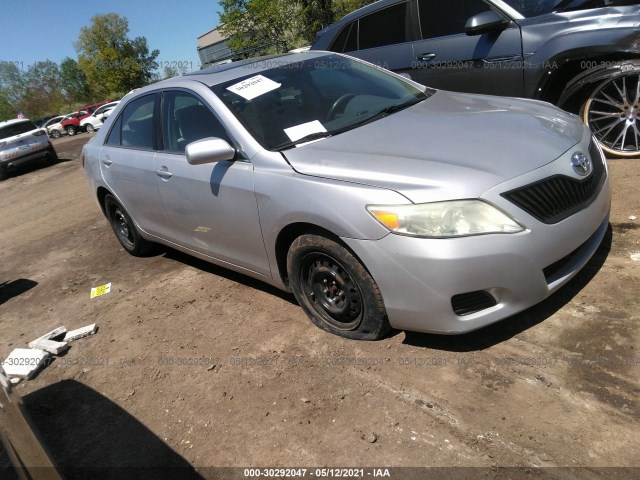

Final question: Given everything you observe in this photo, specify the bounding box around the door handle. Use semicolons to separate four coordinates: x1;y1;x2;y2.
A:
102;156;112;166
416;53;436;62
156;168;173;180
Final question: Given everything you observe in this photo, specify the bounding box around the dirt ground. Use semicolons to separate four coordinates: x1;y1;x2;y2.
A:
0;132;639;479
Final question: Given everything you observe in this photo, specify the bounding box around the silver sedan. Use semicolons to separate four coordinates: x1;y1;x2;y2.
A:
82;51;610;340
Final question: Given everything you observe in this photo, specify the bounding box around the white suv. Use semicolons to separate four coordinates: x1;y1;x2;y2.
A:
0;119;58;180
80;101;119;133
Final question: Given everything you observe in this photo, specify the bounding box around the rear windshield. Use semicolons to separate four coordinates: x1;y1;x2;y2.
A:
0;121;37;140
503;0;639;17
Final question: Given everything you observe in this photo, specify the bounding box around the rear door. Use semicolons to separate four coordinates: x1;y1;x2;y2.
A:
99;93;168;236
410;0;524;96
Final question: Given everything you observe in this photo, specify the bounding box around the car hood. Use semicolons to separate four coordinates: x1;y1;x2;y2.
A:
283;90;585;203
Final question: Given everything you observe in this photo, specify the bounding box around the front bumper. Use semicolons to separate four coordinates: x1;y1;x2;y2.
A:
343;137;611;334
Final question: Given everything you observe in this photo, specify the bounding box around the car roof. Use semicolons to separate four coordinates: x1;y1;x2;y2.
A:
132;51;333;95
0;119;33;128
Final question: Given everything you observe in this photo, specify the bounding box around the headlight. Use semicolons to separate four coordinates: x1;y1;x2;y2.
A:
367;200;524;238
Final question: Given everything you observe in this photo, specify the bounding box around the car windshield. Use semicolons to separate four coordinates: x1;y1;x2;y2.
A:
502;0;639;16
0;121;37;140
212;54;432;150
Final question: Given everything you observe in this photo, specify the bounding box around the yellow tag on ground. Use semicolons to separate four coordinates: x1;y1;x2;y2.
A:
90;283;111;299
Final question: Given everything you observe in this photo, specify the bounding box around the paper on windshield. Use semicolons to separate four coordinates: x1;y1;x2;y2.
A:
227;75;281;101
284;120;327;142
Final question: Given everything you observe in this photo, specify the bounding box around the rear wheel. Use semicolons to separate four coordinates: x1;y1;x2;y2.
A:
0;168;7;181
287;234;390;340
104;194;152;256
50;130;61;139
47;147;58;165
85;124;95;133
582;72;640;158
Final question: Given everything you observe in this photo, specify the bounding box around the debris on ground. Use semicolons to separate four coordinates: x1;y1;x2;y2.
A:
64;323;98;342
2;348;49;379
28;326;69;355
90;283;111;299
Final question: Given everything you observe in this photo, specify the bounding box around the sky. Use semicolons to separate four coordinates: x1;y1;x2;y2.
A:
0;0;222;74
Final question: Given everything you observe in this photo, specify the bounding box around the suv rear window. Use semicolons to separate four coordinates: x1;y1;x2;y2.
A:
0;121;37;140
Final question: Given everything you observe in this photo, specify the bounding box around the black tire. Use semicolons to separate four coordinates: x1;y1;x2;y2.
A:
0;168;7;181
104;194;152;256
287;234;390;340
85;124;95;133
65;126;76;136
50;130;61;139
47;147;58;165
581;69;640;158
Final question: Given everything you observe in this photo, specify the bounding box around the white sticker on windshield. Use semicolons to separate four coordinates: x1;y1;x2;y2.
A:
227;75;281;101
284;120;327;142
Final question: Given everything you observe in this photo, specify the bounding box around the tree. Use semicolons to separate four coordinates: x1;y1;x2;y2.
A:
220;0;305;57
0;61;24;114
20;61;64;118
59;57;90;104
74;13;159;99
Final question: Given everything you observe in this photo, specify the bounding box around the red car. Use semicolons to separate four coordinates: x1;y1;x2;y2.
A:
60;101;110;136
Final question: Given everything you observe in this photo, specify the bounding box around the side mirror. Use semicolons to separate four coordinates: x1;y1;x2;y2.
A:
465;11;509;36
185;138;236;165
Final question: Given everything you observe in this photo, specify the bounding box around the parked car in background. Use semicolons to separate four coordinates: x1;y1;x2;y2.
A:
41;115;65;134
311;0;640;157
0;119;58;180
80;101;120;133
33;115;56;129
61;101;111;136
0;367;63;480
47;113;76;139
83;51;610;340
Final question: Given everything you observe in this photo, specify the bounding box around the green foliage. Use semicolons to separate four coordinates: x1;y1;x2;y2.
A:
75;13;159;99
59;57;90;104
220;0;305;57
219;0;377;56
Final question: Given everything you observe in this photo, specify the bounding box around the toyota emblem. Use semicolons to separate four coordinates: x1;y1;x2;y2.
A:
571;152;591;176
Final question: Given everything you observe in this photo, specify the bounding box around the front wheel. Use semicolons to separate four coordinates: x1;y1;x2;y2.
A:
287;234;390;340
104;194;152;256
50;130;61;139
85;124;95;133
582;72;640;158
65;126;76;136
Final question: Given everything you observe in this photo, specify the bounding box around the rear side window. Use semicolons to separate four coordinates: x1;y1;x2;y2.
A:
358;2;408;50
418;0;491;39
106;94;156;149
0;121;37;140
330;22;358;53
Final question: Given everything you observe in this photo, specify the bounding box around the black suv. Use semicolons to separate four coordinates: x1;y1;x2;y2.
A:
311;0;640;157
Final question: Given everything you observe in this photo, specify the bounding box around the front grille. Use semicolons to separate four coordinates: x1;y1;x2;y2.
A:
501;140;606;224
451;291;497;316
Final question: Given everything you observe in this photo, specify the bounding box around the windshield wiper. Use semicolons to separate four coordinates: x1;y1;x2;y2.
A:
273;131;333;151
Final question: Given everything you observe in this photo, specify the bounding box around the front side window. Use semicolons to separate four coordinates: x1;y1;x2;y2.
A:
106;94;156;149
358;2;408;50
213;54;431;151
162;91;230;154
418;0;491;39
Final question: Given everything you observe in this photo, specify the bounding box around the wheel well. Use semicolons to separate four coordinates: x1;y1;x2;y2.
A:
538;54;638;113
96;187;110;217
275;223;355;288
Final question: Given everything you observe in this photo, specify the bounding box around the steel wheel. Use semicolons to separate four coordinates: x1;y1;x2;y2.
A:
104;194;152;256
287;234;390;340
300;252;363;331
583;74;640;157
